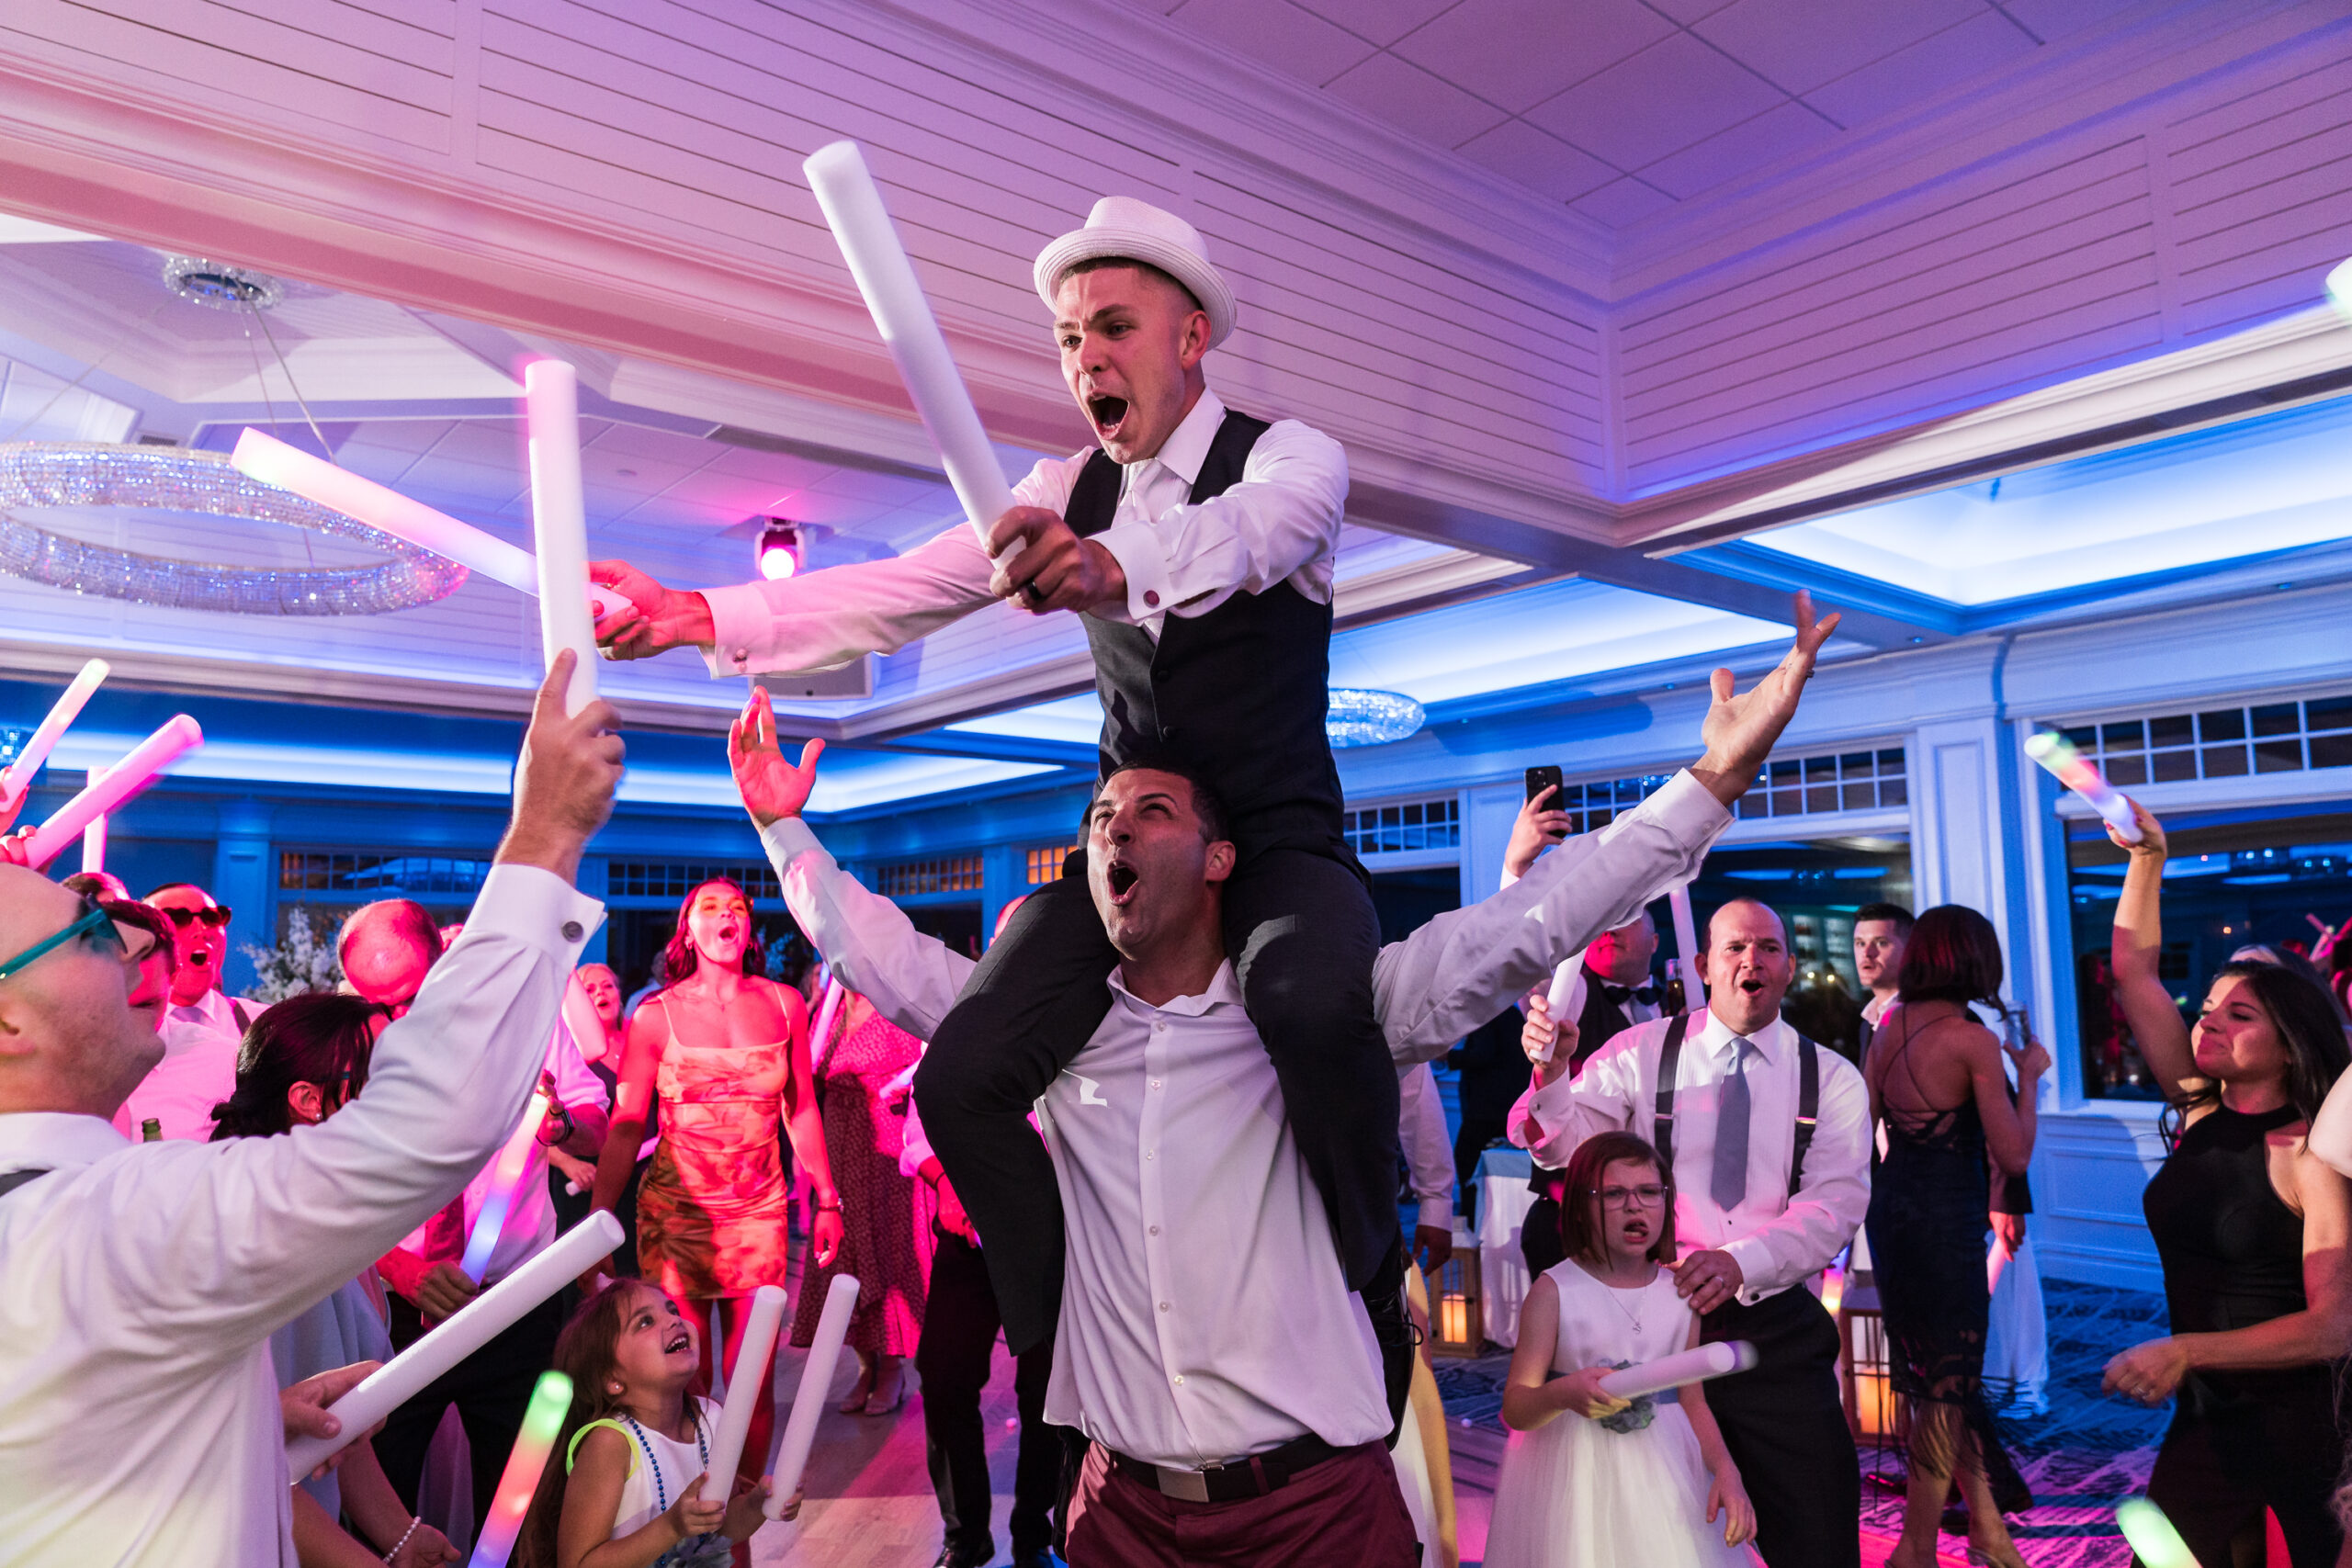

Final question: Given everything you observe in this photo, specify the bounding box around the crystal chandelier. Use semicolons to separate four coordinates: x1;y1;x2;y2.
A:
1327;688;1425;748
0;443;467;615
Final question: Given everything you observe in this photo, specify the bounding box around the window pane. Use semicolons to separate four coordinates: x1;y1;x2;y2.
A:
2148;715;2194;747
2307;694;2352;733
2101;720;2144;749
2105;754;2147;786
2253;703;2300;737
2151;749;2197;783
1841;782;1876;810
2199;709;2246;741
2203;743;2249;777
2256;739;2305;773
2311;734;2352;772
1880;778;1907;807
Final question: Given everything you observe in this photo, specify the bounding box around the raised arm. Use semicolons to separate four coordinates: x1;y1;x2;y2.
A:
72;656;619;1352
2108;799;2198;1101
729;686;974;1034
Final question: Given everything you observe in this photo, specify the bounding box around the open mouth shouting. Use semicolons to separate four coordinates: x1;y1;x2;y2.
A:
663;1325;693;1356
1086;392;1131;443
1622;1215;1653;1245
1103;858;1140;906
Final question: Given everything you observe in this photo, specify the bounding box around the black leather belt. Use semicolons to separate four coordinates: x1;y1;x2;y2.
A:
1102;1432;1351;1504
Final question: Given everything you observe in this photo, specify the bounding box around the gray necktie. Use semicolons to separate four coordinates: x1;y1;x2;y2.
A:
1712;1037;1756;1213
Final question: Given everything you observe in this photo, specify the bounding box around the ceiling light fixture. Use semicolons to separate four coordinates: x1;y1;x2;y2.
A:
1327;688;1425;748
0;443;466;615
756;519;802;581
162;256;286;312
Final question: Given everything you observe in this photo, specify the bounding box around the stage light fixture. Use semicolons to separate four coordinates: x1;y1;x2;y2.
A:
756;519;802;581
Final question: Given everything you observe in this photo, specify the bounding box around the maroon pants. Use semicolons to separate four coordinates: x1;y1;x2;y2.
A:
1065;1438;1419;1567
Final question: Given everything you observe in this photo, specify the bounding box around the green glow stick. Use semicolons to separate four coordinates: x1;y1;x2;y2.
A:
467;1370;573;1568
2116;1497;2199;1568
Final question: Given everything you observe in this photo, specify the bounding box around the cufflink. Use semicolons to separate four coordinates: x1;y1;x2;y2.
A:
560;920;584;942
1142;590;1160;608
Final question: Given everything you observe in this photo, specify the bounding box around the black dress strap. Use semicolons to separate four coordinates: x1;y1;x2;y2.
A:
1654;1011;1692;1171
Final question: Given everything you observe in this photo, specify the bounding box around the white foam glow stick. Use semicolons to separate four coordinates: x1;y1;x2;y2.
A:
764;1271;860;1518
705;1283;786;1490
2025;731;2143;845
1597;1339;1758;1400
459;1091;553;1282
229;429;631;623
21;716;201;870
808;973;846;1076
2117;1498;2200;1568
286;1211;624;1476
524;361;600;716
79;767;106;874
1668;882;1702;1001
2328;255;2352;323
1539;948;1589;1066
802;141;1016;549
0;658;107;813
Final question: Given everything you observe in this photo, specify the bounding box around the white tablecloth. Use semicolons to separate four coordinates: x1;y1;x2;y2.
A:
1474;1147;1536;1348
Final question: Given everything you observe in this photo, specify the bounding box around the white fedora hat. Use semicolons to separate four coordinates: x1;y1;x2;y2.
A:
1034;197;1238;349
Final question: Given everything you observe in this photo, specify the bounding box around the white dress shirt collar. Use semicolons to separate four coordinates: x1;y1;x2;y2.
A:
1122;388;1227;496
1693;1007;1792;1068
0;1111;130;1177
1104;956;1243;1017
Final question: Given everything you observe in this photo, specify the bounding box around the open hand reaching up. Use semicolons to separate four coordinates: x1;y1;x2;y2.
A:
1692;591;1839;808
728;685;825;829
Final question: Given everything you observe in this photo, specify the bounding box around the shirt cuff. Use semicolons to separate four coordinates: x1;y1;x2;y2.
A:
464;863;605;957
1634;769;1734;844
1089;518;1177;624
699;582;769;676
1522;1073;1578;1167
1416;1196;1453;1233
1718;1234;1779;1302
759;816;824;872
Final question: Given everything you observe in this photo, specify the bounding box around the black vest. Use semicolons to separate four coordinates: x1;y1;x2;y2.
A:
1569;961;1640;1077
1063;410;1352;862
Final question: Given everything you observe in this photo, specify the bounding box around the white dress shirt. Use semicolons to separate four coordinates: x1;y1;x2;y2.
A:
1398;1062;1454;1234
110;987;251;1143
0;866;602;1568
761;769;1728;1468
700;389;1346;675
1508;1008;1870;1306
395;1017;610;1282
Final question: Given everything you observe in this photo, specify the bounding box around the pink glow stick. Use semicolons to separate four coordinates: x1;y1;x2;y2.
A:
459;1090;552;1283
79;767;107;874
764;1272;860;1518
21;716;201;870
705;1283;786;1490
465;1369;572;1568
229;428;631;623
2025;732;2143;844
524;361;599;716
0;658;107;814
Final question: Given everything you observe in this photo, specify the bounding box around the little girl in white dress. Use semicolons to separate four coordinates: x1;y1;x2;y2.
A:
1487;1131;1759;1568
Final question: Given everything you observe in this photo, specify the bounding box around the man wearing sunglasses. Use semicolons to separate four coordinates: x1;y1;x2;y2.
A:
110;884;249;1143
0;654;624;1568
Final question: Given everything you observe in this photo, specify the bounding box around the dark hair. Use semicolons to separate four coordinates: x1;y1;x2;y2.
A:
660;877;767;984
101;898;175;973
517;1280;699;1568
1093;759;1232;846
1558;1131;1676;1267
2229;943;2342;1018
208;993;384;1139
1894;905;2005;1008
2165;960;2351;1146
1853;902;1915;935
1058;255;1205;317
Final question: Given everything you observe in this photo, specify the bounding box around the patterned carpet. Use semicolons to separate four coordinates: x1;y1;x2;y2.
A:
1432;1279;2173;1568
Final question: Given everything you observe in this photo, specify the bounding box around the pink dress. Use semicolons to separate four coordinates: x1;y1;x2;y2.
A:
790;1003;935;1358
633;1001;793;1301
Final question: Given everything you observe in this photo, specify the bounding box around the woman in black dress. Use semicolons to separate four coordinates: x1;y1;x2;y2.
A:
2105;799;2352;1568
1864;904;2049;1568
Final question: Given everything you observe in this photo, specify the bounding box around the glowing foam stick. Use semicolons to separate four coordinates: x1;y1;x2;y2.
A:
79;767;106;874
705;1283;786;1490
803;141;1017;549
0;658;107;813
2025;731;2143;844
21;716;201;870
2117;1497;2199;1568
524;360;599;716
2328;255;2352;323
764;1271;860;1518
466;1369;573;1568
1596;1339;1758;1401
1668;882;1702;1001
1538;949;1589;1066
808;973;846;1076
229;429;630;623
287;1211;623;1476
460;1091;553;1283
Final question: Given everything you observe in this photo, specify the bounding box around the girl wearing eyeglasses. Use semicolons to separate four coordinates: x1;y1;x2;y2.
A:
1487;1130;1757;1568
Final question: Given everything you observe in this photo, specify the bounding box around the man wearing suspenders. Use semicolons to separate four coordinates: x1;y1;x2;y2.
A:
1513;896;1871;1568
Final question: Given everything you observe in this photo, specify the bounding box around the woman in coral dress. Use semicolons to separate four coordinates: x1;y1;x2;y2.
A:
789;989;934;1414
590;876;838;1559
